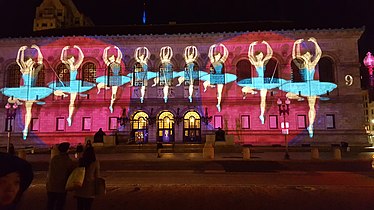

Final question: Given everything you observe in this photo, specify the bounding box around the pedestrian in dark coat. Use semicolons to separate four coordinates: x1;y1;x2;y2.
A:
46;142;76;210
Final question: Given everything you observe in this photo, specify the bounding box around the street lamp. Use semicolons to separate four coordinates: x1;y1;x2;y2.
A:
364;52;374;87
5;102;18;153
201;107;212;125
277;98;290;160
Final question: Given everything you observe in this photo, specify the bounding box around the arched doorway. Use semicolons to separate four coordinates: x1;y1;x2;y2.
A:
157;111;175;143
131;111;149;144
183;111;201;143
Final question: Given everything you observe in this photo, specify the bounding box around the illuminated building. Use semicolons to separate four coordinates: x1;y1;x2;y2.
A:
0;24;369;147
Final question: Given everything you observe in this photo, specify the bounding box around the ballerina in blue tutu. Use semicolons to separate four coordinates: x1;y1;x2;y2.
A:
176;46;208;102
280;37;337;137
1;45;53;139
96;46;131;113
201;43;237;112
152;46;174;103
238;41;286;124
132;47;157;103
49;45;95;126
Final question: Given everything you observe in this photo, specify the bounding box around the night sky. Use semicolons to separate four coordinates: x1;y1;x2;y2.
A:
0;0;373;64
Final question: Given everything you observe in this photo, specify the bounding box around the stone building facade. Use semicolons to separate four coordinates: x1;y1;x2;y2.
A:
0;27;368;147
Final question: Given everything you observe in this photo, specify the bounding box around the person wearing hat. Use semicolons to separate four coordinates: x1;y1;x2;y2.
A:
46;142;76;210
0;152;33;210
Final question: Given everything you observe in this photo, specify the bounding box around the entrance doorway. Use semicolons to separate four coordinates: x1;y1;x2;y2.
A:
131;111;149;144
183;111;201;143
157;111;175;143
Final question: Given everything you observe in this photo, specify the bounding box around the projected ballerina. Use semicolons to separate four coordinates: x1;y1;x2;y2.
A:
153;46;174;103
132;47;157;103
1;45;53;139
279;37;337;137
96;46;131;113
201;43;236;112
176;46;208;102
237;41;287;124
49;45;95;126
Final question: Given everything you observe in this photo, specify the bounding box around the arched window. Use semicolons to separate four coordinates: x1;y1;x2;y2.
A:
158;63;173;86
236;60;252;82
82;62;96;85
131;111;149;143
56;63;70;87
264;58;279;83
318;57;335;82
35;65;45;87
183;62;200;86
291;58;303;82
183;111;201;142
6;64;21;87
157;111;174;142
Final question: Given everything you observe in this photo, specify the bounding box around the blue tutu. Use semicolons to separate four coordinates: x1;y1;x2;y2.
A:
96;75;131;86
48;70;94;93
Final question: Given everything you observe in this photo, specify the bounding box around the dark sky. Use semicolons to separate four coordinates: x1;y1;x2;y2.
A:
0;0;373;57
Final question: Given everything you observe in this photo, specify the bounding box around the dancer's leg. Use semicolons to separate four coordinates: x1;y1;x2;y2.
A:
216;84;223;112
307;96;317;138
163;85;169;103
109;86;118;113
23;101;34;140
67;93;77;126
140;86;145;103
259;89;268;124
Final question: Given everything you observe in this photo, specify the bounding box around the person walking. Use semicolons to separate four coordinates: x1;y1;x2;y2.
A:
46;142;76;210
74;146;100;210
0;152;33;210
156;140;163;158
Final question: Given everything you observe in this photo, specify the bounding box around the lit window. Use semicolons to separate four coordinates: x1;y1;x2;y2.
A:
326;114;336;129
31;118;39;131
82;117;91;131
269;115;278;129
109;117;117;130
214;115;222;129
82;62;96;85
297;115;307;129
241;115;250;129
56;117;65;131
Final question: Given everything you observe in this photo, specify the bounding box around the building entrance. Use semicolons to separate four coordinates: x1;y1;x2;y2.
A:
157;111;174;143
131;111;149;143
183;111;201;143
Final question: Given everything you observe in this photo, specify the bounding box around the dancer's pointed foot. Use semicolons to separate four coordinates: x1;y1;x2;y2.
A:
67;118;72;126
140;97;144;103
307;126;314;138
109;106;113;113
164;98;168;103
259;115;264;124
22;130;27;140
216;104;221;112
188;96;192;103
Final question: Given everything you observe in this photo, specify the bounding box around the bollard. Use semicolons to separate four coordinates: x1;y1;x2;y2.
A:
311;147;319;160
243;147;250;160
203;143;214;159
333;147;341;160
17;150;26;160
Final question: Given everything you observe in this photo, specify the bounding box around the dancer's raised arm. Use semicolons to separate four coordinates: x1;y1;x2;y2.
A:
160;46;173;63
248;42;256;64
16;46;27;70
102;46;110;66
309;37;322;67
115;46;122;64
208;44;215;63
74;45;84;68
31;45;43;65
60;46;69;64
184;46;198;64
262;41;273;62
220;44;228;63
292;39;303;59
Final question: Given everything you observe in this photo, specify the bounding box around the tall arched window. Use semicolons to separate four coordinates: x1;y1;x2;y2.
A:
157;111;174;142
131;111;149;143
183;111;201;142
82;62;96;85
265;58;279;83
291;58;303;82
158;64;173;86
35;65;45;87
318;57;335;82
56;63;70;87
236;60;252;82
6;64;21;87
183;62;200;86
